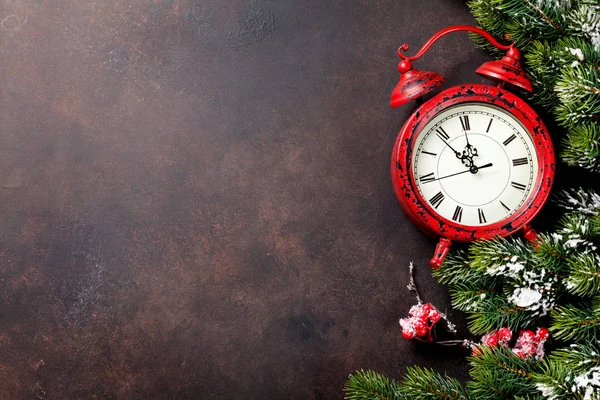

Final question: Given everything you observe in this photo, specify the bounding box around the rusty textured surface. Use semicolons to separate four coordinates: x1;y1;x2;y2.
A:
1;1;500;399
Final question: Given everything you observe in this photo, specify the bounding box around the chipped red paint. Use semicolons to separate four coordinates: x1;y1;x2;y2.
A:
476;48;532;92
523;224;541;249
430;238;451;269
390;84;555;252
390;68;444;107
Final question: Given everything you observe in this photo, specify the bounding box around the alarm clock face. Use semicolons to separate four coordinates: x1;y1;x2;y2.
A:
391;84;554;242
411;103;538;227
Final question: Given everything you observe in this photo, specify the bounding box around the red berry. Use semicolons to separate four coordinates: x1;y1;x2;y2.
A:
520;330;535;341
421;303;433;314
413;319;425;329
536;328;549;340
514;350;525;359
402;330;414;339
429;311;441;323
472;347;482;357
415;326;428;337
523;344;536;355
485;334;499;347
498;328;512;342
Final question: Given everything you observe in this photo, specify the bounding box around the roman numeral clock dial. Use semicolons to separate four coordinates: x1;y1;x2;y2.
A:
389;28;555;268
411;103;539;227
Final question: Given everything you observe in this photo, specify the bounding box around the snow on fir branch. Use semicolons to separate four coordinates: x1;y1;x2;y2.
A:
535;343;600;399
568;3;600;52
556;188;600;215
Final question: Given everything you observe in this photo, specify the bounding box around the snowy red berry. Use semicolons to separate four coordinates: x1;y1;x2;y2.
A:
498;327;512;343
536;328;549;340
408;305;420;317
413;319;425;329
429;310;441;323
402;330;414;339
514;350;525;359
520;330;535;341
485;334;499;347
511;328;548;360
415;326;427;337
421;303;433;314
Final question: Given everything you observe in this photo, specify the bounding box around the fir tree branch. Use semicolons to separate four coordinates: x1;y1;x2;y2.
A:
467;297;534;334
564;253;600;296
560;124;600;172
521;0;566;35
401;367;471;400
550;298;600;342
344;370;404;400
468;347;541;400
548;342;600;373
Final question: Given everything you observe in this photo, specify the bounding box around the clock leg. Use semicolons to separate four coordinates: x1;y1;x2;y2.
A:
522;224;540;248
430;238;452;269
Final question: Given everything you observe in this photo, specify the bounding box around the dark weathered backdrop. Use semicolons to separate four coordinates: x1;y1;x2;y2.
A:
0;1;511;398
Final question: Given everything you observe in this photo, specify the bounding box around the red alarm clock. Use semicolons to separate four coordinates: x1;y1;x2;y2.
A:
390;26;554;268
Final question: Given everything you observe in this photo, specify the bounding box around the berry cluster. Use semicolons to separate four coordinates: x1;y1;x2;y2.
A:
473;327;513;356
512;328;549;360
472;327;549;360
484;327;513;348
399;303;441;342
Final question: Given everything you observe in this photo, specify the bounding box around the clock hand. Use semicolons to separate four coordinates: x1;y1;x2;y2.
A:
469;161;491;174
438;137;462;159
425;162;493;183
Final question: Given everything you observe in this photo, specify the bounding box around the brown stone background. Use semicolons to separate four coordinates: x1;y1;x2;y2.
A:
0;1;581;399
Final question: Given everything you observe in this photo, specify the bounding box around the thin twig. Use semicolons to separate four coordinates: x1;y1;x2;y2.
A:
436;339;475;349
407;262;422;304
440;309;457;334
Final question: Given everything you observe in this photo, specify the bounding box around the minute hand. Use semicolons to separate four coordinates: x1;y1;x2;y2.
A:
431;163;493;182
438;137;462;158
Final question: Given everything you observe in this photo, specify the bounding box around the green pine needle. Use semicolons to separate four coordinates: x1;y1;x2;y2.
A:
564;253;600;296
550;297;600;342
467;296;535;334
344;370;404;400
561;123;600;172
468;347;541;400
548;342;600;373
401;366;471;400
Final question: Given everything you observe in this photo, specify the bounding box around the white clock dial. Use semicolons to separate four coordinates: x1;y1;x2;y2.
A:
411;103;539;226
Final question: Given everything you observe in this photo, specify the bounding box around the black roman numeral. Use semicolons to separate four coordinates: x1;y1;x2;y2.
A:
460;115;470;131
429;191;445;209
511;181;527;191
500;201;510;212
486;118;493;133
436;127;450;141
512;157;528;166
419;172;436;184
422;150;437;156
478;208;487;224
452;206;463;222
503;134;516;146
